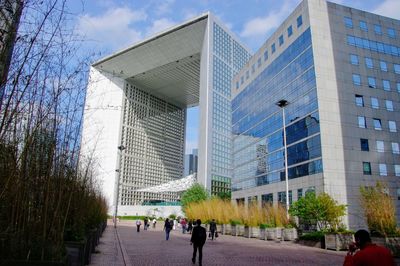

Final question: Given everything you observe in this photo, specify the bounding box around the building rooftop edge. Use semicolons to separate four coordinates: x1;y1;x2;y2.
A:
92;12;210;67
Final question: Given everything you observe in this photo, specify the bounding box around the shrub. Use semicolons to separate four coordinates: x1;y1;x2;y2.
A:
289;192;346;231
360;182;398;237
299;231;325;241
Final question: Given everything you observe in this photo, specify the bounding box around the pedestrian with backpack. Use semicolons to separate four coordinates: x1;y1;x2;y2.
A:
190;219;207;266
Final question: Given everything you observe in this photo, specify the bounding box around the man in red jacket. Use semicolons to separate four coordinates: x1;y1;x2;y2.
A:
343;229;395;266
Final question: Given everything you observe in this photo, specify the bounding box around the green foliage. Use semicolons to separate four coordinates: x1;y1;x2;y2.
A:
360;182;398;237
259;223;268;229
299;231;325;241
169;214;177;219
181;183;209;210
216;191;231;200
289;192;346;231
230;219;242;225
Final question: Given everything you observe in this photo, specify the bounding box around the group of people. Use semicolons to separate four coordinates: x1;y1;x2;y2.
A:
135;217;157;232
135;216;395;266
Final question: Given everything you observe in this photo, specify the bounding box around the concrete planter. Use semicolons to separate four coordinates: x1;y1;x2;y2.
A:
259;228;266;240
250;227;260;238
282;228;298;241
65;239;86;266
222;224;231;235
266;228;282;240
237;225;245;236
244;226;251;238
371;237;400;257
325;233;354;251
231;225;238;236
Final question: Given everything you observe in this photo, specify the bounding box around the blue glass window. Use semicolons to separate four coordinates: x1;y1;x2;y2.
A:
358;116;366;128
371;97;379;109
236;81;239;90
287;25;293;37
397;83;400;93
360;139;369;151
271;43;276;54
240;76;244;84
347;35;400;57
394;64;400;74
373;118;382;130
344;17;353;28
246;70;249;80
355;95;364;106
279;35;284;46
264;50;268;61
251;64;255;73
383;80;391;91
388;28;396;38
350;54;359;65
374;24;382;35
352;74;361;86
359;20;368;31
363;162;371;175
365;57;373;68
368;77;376;88
257;58;262;68
297;15;303;28
380;61;388;71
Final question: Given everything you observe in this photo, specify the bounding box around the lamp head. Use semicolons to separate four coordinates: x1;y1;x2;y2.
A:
276;99;289;108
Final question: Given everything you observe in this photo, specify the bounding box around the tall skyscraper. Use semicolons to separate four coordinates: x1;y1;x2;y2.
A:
80;13;251;212
231;0;400;229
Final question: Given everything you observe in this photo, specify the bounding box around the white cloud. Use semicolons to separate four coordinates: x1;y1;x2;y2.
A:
77;7;147;50
145;18;177;37
240;0;297;38
155;0;175;15
373;0;400;19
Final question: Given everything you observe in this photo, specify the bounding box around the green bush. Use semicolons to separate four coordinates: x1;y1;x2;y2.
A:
230;219;242;226
299;231;325;241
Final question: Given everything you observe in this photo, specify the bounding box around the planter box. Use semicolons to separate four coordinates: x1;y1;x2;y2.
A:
65;239;86;266
259;228;266;240
231;225;238;236
325;233;354;251
222;224;231;235
250;227;260;238
244;226;251;238
282;228;298;241
371;237;400;257
296;239;322;249
237;225;245;236
266;228;282;240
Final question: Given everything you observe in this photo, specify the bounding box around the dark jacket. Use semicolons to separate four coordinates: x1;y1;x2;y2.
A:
164;220;172;231
209;221;217;232
191;225;207;246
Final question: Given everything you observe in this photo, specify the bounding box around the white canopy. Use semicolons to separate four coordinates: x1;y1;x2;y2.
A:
136;174;197;193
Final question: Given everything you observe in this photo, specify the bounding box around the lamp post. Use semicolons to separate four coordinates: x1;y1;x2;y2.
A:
276;100;290;219
114;145;126;228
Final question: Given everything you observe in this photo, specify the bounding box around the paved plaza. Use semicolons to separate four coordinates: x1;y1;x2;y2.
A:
90;220;349;266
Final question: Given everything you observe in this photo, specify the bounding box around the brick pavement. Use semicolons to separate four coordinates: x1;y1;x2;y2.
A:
90;220;351;266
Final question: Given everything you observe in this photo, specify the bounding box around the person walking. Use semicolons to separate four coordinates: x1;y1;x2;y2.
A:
343;229;395;266
181;218;187;234
209;219;217;240
164;218;172;240
144;217;148;230
191;219;207;266
135;219;142;233
152;218;157;229
188;220;193;234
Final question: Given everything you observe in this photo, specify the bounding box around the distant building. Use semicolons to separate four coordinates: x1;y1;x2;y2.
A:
184;149;198;177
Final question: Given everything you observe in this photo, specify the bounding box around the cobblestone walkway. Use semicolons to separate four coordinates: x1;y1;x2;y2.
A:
90;220;351;266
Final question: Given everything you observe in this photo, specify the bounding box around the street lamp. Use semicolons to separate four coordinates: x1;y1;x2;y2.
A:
276;99;290;219
114;145;126;228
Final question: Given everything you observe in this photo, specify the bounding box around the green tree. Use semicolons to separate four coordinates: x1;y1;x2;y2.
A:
216;191;231;200
181;183;208;210
289;192;346;231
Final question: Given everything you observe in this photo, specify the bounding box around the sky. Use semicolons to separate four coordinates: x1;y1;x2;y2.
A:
70;0;400;154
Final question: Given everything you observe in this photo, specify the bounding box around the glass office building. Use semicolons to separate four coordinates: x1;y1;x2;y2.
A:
232;0;400;229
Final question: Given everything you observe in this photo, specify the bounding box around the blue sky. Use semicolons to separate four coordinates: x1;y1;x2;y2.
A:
71;0;400;153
